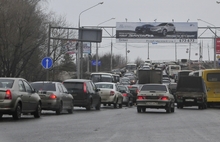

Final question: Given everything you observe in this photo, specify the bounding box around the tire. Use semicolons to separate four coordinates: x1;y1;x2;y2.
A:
119;103;122;108
141;108;146;112
56;102;63;115
203;102;207;109
34;103;41;118
95;99;101;110
137;107;141;113
113;99;118;109
166;103;171;113
86;100;92;111
171;103;175;113
108;104;111;106
13;103;22;120
162;29;167;36
67;101;74;114
103;104;106;106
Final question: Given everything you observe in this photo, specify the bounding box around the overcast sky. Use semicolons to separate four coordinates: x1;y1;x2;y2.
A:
45;0;220;62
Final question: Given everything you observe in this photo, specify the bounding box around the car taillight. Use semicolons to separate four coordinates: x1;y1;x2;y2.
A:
83;83;87;93
137;96;144;100
161;96;169;101
128;86;132;88
49;94;57;99
5;90;12;99
122;93;127;97
110;91;114;96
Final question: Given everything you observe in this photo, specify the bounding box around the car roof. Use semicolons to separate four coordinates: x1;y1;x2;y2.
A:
63;79;91;82
94;82;116;85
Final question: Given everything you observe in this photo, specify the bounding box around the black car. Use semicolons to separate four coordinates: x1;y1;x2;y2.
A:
135;24;154;34
128;84;142;104
176;76;207;109
63;79;101;111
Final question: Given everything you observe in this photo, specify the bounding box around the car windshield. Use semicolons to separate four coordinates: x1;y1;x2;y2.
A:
31;82;56;91
141;85;167;92
118;86;127;91
0;79;14;88
158;23;167;26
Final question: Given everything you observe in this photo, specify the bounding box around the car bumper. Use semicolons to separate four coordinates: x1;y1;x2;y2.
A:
41;100;60;110
136;100;169;108
0;100;15;113
101;96;116;103
74;99;90;107
177;98;204;106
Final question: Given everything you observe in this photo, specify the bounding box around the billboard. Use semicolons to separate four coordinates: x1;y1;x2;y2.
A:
116;22;198;43
61;40;91;54
216;38;220;54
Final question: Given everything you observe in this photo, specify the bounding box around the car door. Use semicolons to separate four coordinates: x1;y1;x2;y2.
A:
23;80;37;111
18;80;29;112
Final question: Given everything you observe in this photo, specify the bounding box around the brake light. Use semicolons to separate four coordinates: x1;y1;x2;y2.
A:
110;91;114;96
122;93;127;97
128;86;132;88
83;83;87;93
49;94;57;99
5;90;12;99
137;96;144;100
161;96;168;101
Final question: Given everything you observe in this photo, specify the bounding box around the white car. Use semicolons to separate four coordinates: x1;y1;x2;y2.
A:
95;82;123;108
136;84;175;113
150;23;176;36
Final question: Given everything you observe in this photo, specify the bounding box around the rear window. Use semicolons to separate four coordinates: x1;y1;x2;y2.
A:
141;85;167;92
0;79;14;88
95;84;113;89
63;82;83;92
207;73;220;82
31;83;56;91
118;86;127;91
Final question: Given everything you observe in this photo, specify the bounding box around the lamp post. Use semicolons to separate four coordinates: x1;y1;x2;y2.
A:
96;18;115;72
125;18;128;64
197;19;217;68
77;2;104;79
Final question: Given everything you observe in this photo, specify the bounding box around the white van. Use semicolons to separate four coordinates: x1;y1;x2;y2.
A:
90;72;114;83
165;65;181;79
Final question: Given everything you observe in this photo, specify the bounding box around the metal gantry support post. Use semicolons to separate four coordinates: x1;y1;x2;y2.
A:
47;24;51;81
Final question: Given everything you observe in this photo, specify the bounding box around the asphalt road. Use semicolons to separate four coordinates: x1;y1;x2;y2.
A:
1;105;220;142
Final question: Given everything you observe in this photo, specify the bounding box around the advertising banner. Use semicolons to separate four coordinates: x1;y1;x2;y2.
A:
62;40;91;54
216;38;220;54
116;22;198;43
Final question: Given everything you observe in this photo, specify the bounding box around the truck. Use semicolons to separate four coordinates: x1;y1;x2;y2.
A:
137;68;163;84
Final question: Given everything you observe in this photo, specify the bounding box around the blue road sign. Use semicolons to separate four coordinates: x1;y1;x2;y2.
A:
41;57;53;69
91;60;101;66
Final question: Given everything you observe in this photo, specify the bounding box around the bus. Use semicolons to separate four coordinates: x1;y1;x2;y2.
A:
189;69;220;107
165;65;181;79
126;63;137;74
90;72;115;83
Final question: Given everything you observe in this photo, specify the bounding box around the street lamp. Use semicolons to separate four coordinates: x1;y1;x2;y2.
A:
96;18;115;72
197;19;217;68
77;2;104;79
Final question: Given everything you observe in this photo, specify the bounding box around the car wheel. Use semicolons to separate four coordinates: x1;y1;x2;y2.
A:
95;99;101;110
67;101;74;114
141;108;146;112
166;103;171;113
171;103;175;113
203;102;207;109
113;99;118;109
103;104;106;106
137;106;141;113
108;104;111;106
33;103;41;118
162;29;167;36
86;100;92;111
13;103;22;120
56;102;63;115
119;103;122;108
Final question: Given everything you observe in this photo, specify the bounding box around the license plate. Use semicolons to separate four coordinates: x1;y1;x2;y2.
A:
185;99;194;101
146;102;158;105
